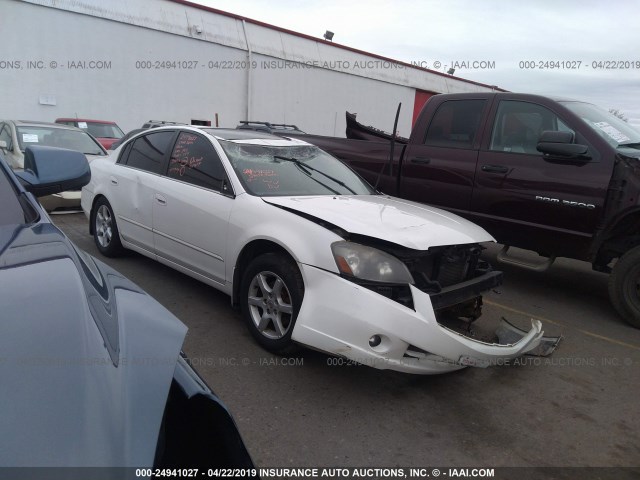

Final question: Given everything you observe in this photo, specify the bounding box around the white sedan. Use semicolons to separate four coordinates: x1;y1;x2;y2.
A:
82;126;544;374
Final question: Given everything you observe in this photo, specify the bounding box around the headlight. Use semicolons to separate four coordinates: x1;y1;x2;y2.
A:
331;242;414;284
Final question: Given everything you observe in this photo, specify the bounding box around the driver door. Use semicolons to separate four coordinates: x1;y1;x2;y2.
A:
469;99;608;255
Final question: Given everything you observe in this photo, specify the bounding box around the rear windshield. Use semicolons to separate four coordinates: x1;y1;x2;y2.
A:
81;122;124;139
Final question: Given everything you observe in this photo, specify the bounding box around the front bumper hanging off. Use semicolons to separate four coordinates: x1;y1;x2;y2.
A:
292;264;547;374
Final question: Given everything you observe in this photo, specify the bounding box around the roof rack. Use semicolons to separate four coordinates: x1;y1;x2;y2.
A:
142;120;188;127
238;121;302;130
236;120;305;133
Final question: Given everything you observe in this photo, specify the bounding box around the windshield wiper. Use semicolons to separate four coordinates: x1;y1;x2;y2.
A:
275;156;340;195
273;156;357;194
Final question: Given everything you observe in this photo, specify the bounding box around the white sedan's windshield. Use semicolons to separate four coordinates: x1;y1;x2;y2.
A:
220;141;376;196
562;101;640;147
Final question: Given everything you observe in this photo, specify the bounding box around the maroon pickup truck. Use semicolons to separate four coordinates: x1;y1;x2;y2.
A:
291;93;640;328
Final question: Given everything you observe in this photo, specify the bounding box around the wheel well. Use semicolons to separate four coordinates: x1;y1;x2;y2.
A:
595;211;640;269
232;240;294;307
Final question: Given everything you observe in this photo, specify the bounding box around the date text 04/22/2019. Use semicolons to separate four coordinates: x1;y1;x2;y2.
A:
518;60;640;70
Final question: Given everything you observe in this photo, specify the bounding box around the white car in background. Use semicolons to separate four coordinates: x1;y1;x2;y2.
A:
81;127;544;374
0;120;107;211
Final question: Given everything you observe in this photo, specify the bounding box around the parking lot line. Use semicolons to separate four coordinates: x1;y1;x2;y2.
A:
484;299;640;351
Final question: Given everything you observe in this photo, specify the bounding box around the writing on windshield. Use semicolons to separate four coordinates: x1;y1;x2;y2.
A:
220;141;375;197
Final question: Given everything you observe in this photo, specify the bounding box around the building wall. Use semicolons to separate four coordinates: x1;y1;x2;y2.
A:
1;0;498;136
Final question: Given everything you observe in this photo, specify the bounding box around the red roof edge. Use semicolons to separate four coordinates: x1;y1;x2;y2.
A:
168;0;507;92
55;118;118;124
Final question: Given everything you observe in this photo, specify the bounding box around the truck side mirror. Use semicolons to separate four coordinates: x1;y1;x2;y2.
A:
537;130;590;160
0;140;7;150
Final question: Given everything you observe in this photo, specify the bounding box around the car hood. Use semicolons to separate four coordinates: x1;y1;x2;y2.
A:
86;152;107;162
262;195;494;249
618;147;640;160
0;222;187;466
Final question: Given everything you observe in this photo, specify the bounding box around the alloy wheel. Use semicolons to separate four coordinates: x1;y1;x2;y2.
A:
95;205;113;248
247;271;294;340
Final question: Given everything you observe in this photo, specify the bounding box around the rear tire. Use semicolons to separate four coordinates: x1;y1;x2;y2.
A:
240;253;304;353
92;197;123;257
609;246;640;328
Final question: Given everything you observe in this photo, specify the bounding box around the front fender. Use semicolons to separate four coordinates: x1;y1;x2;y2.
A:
226;195;343;279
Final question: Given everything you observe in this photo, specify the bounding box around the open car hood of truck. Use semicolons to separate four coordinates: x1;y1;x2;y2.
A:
263;195;494;249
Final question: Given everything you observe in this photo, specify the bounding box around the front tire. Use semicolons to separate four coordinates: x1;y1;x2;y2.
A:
92;197;123;257
240;253;304;353
609;246;640;328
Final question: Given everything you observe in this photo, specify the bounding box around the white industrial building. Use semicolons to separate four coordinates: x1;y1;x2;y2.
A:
2;0;503;136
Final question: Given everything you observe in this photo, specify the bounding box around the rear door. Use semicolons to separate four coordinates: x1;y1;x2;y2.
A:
110;130;175;253
153;131;234;287
400;98;490;213
470;97;608;256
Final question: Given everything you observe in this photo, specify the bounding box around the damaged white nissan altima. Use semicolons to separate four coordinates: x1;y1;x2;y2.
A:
82;127;545;374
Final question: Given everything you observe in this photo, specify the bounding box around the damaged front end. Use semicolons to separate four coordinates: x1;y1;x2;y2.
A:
293;238;553;374
342;240;503;332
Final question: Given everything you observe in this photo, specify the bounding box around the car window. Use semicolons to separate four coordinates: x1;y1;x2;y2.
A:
424;99;486;148
125;131;174;174
117;140;134;164
168;132;227;192
490;101;575;154
15;126;105;156
0;125;12;150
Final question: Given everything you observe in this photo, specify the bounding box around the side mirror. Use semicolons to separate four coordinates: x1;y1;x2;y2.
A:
537;130;590;159
15;145;91;197
0;140;7;150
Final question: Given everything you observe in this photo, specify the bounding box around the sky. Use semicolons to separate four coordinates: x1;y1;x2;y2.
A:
193;0;640;127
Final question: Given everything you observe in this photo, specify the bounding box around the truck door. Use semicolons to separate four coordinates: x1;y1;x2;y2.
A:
470;98;608;257
400;99;488;213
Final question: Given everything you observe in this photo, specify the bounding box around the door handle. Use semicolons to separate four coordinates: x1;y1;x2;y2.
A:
481;165;509;174
410;157;431;165
155;194;167;206
110;176;118;185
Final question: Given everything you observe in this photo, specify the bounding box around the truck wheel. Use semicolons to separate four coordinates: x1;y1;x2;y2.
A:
92;197;123;257
609;246;640;328
240;253;304;354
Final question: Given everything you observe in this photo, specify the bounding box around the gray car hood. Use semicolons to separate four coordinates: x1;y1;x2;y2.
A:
0;223;187;467
263;195;494;249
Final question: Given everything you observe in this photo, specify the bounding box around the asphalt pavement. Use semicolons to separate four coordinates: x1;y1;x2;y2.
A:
54;212;640;471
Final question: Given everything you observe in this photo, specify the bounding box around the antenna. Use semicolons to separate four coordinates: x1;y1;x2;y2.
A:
374;102;401;191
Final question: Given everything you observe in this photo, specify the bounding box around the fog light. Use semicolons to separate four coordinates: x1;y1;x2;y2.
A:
369;335;382;347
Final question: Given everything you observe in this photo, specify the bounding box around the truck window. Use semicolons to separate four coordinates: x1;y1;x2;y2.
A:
490;101;574;155
424;100;485;149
